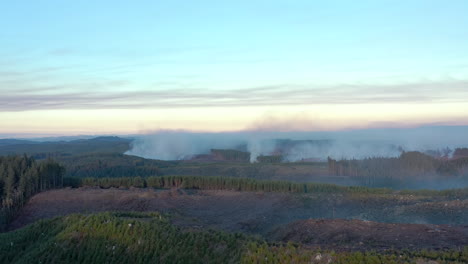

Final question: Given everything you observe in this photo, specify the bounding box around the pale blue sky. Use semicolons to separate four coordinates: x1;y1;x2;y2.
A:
1;0;468;135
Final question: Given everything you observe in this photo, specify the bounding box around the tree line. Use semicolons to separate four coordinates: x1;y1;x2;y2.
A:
0;155;65;231
65;175;468;198
73;175;376;194
58;153;166;178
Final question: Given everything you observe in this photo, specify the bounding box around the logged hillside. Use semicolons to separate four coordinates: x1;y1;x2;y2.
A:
1;154;467;263
2;212;467;264
270;219;468;251
9;184;468;234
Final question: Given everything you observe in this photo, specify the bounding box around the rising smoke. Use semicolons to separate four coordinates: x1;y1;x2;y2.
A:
125;126;468;162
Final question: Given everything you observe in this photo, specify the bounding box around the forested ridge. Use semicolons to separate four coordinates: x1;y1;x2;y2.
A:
0;156;64;231
59;150;468;189
60;153;165;178
4;137;467;190
0;136;131;158
0;212;466;264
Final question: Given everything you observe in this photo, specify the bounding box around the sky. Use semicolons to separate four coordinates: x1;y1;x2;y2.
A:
1;0;468;137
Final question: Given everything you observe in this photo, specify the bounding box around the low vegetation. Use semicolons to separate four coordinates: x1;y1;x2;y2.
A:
0;212;250;264
1;212;467;264
243;242;468;264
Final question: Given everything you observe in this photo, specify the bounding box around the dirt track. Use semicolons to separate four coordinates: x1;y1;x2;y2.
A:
9;187;468;250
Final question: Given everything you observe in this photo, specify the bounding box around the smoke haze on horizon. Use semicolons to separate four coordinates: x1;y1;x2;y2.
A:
125;126;468;162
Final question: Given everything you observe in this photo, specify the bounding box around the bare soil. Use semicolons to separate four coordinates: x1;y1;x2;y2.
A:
8;187;468;251
9;187;296;233
270;218;468;251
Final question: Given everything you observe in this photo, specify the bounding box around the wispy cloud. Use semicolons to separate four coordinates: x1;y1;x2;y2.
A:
1;79;467;111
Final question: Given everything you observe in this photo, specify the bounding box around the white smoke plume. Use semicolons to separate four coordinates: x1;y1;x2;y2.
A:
125;126;468;162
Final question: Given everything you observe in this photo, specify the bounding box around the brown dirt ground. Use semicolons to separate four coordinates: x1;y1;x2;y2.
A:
9;187;296;233
270;218;468;251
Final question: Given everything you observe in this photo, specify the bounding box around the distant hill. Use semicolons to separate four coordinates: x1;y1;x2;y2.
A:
0;139;38;146
0;136;132;158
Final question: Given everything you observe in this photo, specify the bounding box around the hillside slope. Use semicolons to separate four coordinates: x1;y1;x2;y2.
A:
2;212;468;264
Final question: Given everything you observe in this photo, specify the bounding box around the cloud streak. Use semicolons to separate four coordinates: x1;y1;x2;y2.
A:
1;79;468;111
